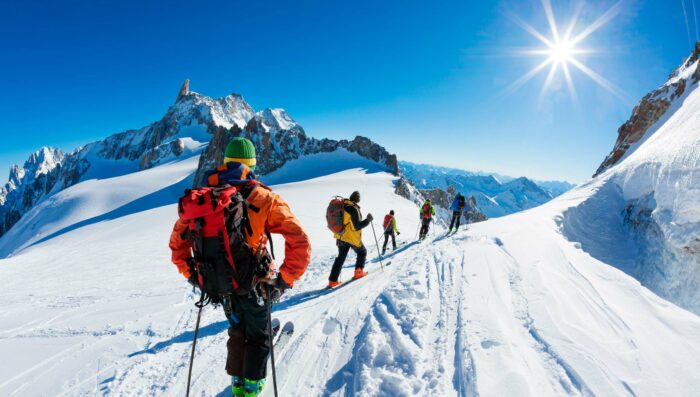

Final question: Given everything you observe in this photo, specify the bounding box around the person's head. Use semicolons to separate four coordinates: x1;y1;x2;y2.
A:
390;210;395;215
224;137;256;170
426;199;431;204
349;191;361;203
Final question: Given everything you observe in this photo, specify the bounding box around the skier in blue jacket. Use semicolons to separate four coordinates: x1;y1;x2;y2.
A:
449;194;466;233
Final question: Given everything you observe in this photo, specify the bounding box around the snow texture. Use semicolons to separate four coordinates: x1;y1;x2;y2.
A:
1;148;699;396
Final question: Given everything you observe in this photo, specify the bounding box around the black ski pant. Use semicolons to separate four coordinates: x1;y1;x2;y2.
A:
329;240;367;282
419;218;431;238
382;230;396;252
449;211;463;230
225;292;270;380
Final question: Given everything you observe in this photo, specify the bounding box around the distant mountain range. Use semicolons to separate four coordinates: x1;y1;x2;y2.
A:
398;161;575;218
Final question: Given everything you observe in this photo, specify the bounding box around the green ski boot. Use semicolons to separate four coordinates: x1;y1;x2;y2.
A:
232;376;245;397
243;378;266;397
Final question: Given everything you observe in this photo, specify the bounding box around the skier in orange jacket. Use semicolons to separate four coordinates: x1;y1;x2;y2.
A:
169;137;310;396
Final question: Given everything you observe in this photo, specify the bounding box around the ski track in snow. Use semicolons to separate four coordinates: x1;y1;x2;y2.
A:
1;166;700;396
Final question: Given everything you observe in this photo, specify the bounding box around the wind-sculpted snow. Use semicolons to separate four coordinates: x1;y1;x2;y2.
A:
1;161;699;396
560;45;700;314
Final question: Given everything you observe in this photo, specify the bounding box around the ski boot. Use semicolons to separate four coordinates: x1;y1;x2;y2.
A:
243;378;265;397
232;376;245;397
328;280;341;289
353;268;368;279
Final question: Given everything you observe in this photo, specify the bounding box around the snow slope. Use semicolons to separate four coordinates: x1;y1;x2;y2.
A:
562;54;700;314
1;147;699;396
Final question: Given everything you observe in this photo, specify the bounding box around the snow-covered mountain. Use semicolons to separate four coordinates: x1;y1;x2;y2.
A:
568;43;700;314
0;80;397;245
0;147;64;236
399;161;573;218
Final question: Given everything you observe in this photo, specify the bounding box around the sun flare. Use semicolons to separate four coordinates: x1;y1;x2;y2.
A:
508;0;625;100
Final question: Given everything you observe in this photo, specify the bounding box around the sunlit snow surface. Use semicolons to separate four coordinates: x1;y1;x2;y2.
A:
1;145;699;396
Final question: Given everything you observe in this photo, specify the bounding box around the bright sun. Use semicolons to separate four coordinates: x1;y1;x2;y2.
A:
548;39;574;64
508;0;625;101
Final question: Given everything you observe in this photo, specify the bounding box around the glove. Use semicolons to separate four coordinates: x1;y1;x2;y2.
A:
187;273;199;289
397;231;401;236
264;276;290;302
186;259;199;289
367;213;374;222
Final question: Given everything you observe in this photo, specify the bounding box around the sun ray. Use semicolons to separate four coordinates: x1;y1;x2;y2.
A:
570;1;623;45
507;0;625;102
507;58;554;95
541;0;561;42
562;62;577;102
541;59;560;97
563;1;584;41
507;12;555;47
568;57;626;100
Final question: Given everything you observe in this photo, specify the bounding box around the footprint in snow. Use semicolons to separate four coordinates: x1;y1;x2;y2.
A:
480;340;501;349
323;318;339;335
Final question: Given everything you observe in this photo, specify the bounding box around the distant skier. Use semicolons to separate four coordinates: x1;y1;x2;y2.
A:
418;199;435;240
169;137;311;397
448;193;466;233
327;191;373;288
381;210;400;255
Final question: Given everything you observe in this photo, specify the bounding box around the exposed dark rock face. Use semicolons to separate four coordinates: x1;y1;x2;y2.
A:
193;119;399;187
595;42;700;176
418;187;451;209
417;186;487;224
464;196;488;223
0;148;65;236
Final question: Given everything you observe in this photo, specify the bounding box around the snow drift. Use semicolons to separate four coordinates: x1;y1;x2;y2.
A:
564;45;700;314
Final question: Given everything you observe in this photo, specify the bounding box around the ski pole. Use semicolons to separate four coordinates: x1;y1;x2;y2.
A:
186;291;205;397
370;222;384;272
266;284;279;397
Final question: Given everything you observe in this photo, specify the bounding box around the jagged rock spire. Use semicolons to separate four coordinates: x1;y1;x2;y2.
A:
177;79;190;100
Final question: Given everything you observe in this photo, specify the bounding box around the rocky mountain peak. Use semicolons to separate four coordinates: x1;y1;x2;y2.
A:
257;108;298;131
595;42;700;176
176;78;190;101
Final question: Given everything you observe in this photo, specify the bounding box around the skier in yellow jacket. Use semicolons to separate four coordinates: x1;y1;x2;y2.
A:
328;191;373;288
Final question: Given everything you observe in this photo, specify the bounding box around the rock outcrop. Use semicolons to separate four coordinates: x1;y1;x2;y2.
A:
595;42;700;176
464;195;488;223
0;148;65;236
416;186;487;224
192;111;398;187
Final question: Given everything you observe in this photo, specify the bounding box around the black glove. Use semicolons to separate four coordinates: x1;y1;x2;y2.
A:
367;213;374;222
267;276;290;302
397;231;401;236
186;259;199;289
187;273;199;289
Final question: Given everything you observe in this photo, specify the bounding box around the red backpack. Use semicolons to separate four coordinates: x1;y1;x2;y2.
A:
178;183;271;301
326;196;346;233
383;214;393;231
422;203;432;219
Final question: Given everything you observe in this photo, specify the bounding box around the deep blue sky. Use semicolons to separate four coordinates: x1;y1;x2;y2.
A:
0;0;695;182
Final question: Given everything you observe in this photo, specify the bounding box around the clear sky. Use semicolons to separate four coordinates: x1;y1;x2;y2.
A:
0;0;696;182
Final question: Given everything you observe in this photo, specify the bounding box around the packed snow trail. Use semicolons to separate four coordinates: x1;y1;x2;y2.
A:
1;160;700;396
